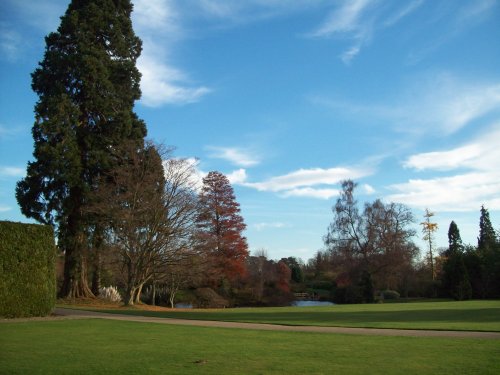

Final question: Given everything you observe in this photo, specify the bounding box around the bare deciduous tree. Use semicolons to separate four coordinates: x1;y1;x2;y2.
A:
89;142;200;305
324;180;418;290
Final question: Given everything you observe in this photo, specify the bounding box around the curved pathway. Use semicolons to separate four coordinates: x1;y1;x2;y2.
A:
49;308;500;339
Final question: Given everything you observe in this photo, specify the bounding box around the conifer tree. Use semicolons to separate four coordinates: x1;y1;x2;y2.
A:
477;206;500;297
478;205;496;253
16;0;147;298
442;221;471;300
195;171;249;287
447;221;463;255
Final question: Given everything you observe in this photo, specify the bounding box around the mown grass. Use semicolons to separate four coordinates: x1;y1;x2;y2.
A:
1;319;499;374
67;300;500;332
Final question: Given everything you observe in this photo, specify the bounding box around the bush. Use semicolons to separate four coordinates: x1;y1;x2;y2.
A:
381;290;400;300
193;288;229;308
0;221;56;317
98;286;122;302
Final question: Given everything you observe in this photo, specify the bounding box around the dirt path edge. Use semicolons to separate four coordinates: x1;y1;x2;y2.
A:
29;308;498;339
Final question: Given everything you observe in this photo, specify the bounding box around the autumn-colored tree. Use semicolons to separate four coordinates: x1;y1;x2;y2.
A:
324;180;418;292
195;171;249;287
276;261;292;293
421;209;438;281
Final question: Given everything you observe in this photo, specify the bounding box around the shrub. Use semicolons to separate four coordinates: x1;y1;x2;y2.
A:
0;221;56;317
194;288;229;308
98;286;122;302
381;290;400;300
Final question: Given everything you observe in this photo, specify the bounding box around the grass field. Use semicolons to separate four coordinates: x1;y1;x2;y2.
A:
1;318;499;374
66;300;500;332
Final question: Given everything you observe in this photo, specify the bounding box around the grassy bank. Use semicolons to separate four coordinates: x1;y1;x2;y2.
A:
61;300;500;332
2;319;499;374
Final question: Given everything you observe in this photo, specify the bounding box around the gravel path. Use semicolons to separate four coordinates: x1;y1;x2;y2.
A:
22;308;495;339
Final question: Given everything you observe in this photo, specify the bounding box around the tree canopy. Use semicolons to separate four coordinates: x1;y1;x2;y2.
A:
195;171;249;286
16;0;146;298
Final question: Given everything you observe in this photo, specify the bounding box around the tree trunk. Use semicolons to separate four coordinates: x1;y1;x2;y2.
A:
169;291;175;308
125;286;137;306
91;227;104;296
151;282;156;306
59;210;94;299
134;282;144;304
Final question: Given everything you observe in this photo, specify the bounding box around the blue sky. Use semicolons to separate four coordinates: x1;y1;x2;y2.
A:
1;0;499;261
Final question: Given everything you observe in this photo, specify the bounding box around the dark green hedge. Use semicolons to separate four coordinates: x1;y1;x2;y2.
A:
0;221;56;318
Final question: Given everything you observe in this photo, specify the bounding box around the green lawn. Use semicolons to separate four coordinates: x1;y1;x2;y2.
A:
1;319;499;374
73;300;500;332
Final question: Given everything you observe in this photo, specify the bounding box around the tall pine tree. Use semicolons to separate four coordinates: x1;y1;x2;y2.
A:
195;171;249;288
442;221;471;300
16;0;147;298
477;206;500;297
478;205;496;254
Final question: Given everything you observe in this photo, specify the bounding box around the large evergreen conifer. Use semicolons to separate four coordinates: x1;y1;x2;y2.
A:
16;0;147;298
442;221;471;300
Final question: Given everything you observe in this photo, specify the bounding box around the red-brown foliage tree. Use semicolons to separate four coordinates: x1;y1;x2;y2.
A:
195;171;249;286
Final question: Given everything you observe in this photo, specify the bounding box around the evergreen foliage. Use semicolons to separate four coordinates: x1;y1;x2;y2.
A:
441;221;471;300
0;221;56;317
477;206;500;297
447;221;463;254
16;0;147;298
478;206;496;253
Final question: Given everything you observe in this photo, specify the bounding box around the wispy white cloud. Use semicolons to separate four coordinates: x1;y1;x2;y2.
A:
206;146;260;167
131;1;212;106
383;0;424;27
0;206;12;213
404;144;482;172
311;74;500;136
281;187;339;200
341;45;361;65
387;172;500;212
362;183;375;195
253;221;288;231
239;166;373;199
138;52;211;107
308;0;374;64
133;0;179;33
456;0;496;25
189;0;327;24
407;0;497;65
0;24;23;61
227;168;248;184
389;124;500;211
310;0;373;37
404;125;500;172
0;166;24;177
246;166;371;192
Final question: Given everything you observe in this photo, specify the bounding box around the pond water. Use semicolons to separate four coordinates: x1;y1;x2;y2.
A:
174;300;335;308
291;300;335;307
174;303;193;309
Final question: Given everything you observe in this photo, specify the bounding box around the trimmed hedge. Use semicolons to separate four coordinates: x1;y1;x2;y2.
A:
0;221;56;318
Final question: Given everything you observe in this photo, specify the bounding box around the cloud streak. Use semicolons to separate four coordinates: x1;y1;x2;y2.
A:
206;146;260;167
0;166;24;177
132;0;212;106
235;165;373;199
388;124;500;211
312;74;500;136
